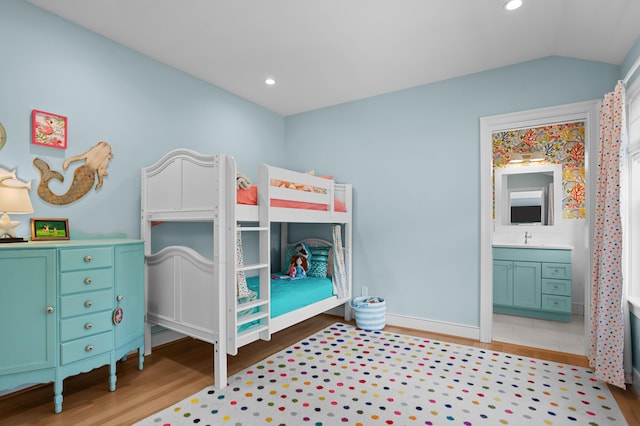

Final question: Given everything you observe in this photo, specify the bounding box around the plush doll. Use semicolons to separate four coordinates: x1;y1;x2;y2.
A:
289;243;310;272
289;255;307;279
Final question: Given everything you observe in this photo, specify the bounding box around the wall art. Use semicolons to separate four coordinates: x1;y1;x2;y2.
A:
33;141;113;205
32;109;67;149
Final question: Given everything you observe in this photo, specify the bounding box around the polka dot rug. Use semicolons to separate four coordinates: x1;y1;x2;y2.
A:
134;323;627;425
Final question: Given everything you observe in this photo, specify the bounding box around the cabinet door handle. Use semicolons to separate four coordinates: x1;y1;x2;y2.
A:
85;300;93;308
46;306;54;313
117;295;124;302
84;255;93;262
85;323;93;329
85;345;94;352
84;278;93;284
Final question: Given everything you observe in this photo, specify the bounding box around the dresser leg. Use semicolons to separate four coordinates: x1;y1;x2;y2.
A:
138;346;144;370
109;362;116;391
54;380;63;413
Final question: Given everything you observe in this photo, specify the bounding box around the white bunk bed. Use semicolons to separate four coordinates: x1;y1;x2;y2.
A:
140;149;352;389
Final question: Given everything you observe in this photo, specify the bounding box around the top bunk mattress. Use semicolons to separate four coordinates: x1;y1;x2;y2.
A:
237;185;347;212
246;275;334;318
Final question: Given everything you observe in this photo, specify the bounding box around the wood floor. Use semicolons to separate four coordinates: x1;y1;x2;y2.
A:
1;314;638;425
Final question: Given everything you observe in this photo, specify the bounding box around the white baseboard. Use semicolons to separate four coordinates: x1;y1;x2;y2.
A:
633;367;640;396
385;313;480;340
148;311;481;353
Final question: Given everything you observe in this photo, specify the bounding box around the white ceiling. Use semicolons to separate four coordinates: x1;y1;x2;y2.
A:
26;0;640;116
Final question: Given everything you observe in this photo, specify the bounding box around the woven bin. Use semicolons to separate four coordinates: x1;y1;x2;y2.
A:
350;296;386;330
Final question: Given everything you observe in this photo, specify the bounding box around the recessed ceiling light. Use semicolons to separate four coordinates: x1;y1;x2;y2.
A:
265;78;276;86
504;0;522;11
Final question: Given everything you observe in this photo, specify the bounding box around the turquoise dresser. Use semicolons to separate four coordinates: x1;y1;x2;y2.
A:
0;239;144;413
493;246;572;322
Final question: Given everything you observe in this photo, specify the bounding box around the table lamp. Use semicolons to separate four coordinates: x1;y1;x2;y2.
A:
0;176;34;243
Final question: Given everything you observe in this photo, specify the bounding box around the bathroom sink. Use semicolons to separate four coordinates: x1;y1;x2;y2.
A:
492;243;573;250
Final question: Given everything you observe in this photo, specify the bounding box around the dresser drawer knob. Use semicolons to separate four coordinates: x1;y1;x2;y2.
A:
84;278;93;284
85;323;93;329
85;345;94;352
85;300;93;308
84;255;93;262
46;306;54;313
117;295;124;302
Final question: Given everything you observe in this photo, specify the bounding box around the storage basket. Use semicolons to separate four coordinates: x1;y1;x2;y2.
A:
350;296;386;330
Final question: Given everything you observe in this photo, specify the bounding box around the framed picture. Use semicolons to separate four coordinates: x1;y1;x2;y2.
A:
31;218;70;241
32;109;68;149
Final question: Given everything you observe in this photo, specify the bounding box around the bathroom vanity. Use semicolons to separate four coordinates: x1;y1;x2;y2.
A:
493;245;572;322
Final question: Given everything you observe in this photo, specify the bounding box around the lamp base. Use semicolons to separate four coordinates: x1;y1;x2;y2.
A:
0;237;28;243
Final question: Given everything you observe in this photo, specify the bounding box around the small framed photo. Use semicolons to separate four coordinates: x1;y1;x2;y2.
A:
32;109;68;149
31;218;70;241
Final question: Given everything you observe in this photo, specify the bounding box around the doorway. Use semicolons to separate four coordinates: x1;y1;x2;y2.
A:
479;100;600;354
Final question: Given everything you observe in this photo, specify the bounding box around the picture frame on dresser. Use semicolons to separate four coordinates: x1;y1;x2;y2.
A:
31;218;70;240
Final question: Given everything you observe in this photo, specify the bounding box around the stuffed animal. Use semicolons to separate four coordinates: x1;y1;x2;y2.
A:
237;173;252;189
288;243;310;272
289;255;306;278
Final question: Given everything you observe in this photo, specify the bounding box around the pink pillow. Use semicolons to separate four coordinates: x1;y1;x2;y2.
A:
237;185;258;205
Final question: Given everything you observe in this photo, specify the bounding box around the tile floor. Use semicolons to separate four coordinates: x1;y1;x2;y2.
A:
492;313;585;355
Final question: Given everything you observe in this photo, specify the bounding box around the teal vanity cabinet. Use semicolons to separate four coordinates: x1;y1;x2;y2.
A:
493;246;572;321
0;239;144;413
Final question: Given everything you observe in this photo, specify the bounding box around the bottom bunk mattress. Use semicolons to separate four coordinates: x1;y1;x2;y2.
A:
245;275;334;318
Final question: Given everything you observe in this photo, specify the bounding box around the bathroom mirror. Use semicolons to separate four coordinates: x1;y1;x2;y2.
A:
494;164;562;229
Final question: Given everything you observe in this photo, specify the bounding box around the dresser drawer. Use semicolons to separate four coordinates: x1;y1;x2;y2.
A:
60;268;113;295
541;279;571;296
60;247;113;272
60;331;113;365
541;263;572;280
541;294;572;313
60;289;113;318
60;311;113;342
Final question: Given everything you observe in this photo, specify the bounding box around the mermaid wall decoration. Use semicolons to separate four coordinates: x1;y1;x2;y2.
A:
33;141;113;205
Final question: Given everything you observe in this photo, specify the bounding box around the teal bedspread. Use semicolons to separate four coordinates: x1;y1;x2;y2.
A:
246;275;334;318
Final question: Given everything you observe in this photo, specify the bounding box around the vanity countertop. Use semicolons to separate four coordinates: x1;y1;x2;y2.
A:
492;243;574;250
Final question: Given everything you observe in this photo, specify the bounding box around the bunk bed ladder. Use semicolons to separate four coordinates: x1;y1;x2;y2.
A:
225;157;271;357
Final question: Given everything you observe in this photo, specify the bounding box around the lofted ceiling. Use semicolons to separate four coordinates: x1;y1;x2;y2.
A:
26;0;640;116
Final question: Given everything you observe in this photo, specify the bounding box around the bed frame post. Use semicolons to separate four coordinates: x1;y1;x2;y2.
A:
212;154;229;389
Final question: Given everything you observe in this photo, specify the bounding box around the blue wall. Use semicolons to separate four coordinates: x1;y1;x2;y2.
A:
284;57;619;327
622;34;640;86
1;0;284;239
4;0;639;330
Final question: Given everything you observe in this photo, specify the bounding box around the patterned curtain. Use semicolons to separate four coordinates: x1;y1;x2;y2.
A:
589;81;626;388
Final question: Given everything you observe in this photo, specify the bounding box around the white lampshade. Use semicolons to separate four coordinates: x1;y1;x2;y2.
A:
0;186;34;214
0;185;33;240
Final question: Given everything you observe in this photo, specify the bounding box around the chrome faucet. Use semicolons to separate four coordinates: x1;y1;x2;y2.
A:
524;232;532;244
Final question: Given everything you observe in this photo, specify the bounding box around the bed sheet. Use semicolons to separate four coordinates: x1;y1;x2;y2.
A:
245;275;334;318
